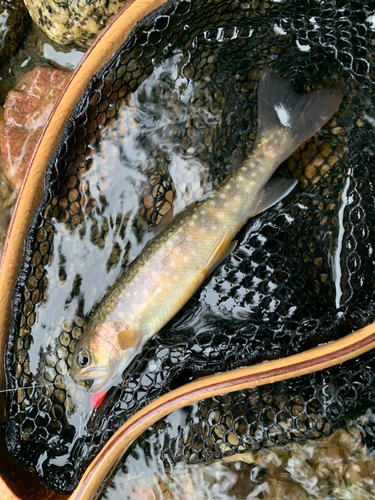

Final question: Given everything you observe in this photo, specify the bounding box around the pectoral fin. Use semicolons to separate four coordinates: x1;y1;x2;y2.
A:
203;231;237;276
251;177;298;217
118;328;142;351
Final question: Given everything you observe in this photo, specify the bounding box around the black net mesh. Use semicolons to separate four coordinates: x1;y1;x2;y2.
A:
124;351;375;470
4;0;375;494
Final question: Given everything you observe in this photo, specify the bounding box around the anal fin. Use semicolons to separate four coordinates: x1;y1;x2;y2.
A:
203;231;237;276
251;177;298;217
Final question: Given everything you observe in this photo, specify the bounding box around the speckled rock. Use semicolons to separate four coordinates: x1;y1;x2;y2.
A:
23;0;127;50
0;67;71;190
0;0;30;64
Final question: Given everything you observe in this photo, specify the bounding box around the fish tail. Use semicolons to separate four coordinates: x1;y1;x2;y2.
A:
256;71;343;159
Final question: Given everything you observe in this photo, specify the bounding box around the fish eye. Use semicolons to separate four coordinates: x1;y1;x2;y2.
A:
77;349;90;367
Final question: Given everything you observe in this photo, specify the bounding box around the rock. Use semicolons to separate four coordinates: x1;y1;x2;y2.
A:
23;0;127;50
0;23;84;105
0;0;30;64
0;67;71;190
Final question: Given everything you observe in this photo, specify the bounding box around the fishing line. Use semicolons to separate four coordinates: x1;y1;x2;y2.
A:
0;384;48;394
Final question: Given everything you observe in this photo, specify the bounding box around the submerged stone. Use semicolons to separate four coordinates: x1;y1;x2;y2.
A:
0;67;71;190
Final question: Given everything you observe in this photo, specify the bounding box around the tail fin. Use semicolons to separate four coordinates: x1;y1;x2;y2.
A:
256;71;343;157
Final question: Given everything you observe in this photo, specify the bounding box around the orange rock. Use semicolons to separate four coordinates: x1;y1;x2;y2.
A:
0;67;71;190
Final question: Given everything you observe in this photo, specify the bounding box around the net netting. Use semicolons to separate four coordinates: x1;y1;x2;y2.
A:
4;0;375;494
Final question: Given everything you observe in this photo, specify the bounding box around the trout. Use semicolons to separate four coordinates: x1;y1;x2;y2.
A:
71;71;343;392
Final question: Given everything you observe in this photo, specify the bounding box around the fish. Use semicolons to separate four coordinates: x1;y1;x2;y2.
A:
71;71;343;393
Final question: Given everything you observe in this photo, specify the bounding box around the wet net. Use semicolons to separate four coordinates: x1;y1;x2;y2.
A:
4;0;375;494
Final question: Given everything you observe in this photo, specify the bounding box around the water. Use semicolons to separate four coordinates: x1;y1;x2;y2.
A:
5;45;223;467
102;411;375;500
23;51;214;421
3;0;375;496
0;21;84;251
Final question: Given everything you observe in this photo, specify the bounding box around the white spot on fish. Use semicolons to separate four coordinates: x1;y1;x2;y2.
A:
274;104;291;127
200;209;207;214
219;194;226;199
225;184;231;190
210;200;216;206
241;167;247;171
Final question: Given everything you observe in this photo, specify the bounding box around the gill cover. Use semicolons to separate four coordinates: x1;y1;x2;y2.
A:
72;321;143;392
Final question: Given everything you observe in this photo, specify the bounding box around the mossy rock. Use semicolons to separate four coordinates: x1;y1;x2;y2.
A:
23;0;127;50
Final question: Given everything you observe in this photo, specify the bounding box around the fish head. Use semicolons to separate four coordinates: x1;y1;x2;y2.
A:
71;321;137;393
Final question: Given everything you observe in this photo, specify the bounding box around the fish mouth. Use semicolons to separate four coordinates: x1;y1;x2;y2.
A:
74;365;109;381
73;365;114;393
89;377;112;393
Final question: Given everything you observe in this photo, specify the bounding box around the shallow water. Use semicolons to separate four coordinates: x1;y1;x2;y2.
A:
0;23;83;102
102;411;375;500
0;22;84;251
